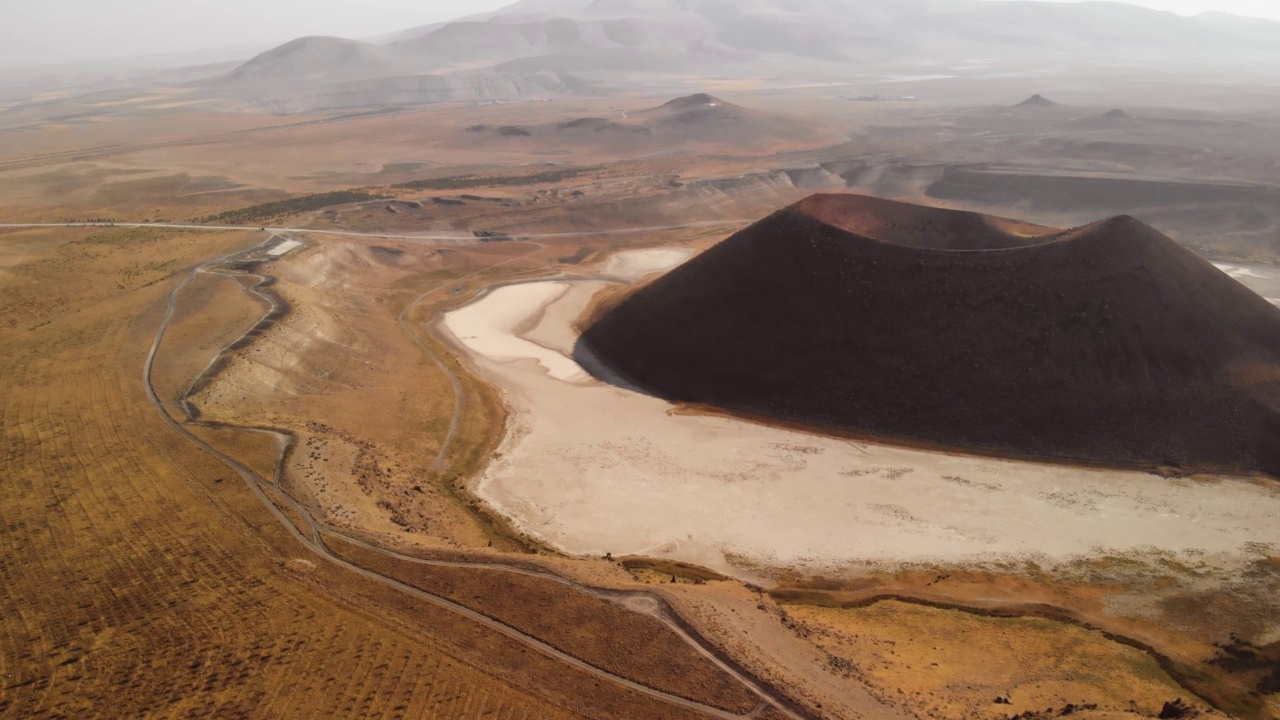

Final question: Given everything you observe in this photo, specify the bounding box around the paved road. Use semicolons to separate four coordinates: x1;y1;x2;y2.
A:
142;233;813;720
0;219;751;243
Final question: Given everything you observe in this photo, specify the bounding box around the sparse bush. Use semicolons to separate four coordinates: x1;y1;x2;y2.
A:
391;168;591;192
196;190;389;224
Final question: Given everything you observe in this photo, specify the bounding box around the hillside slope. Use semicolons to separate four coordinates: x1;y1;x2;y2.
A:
224;36;397;83
459;93;830;153
581;193;1280;476
219;0;1280;104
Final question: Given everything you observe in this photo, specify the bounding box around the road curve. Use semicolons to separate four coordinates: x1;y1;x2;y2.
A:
143;236;817;720
0;219;751;243
395;240;549;473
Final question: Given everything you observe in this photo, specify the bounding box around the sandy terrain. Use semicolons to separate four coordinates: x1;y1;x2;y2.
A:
442;249;1280;577
603;247;697;282
268;238;303;257
445;283;591;384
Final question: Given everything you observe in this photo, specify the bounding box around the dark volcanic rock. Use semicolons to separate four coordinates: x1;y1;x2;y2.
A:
1159;698;1197;719
1016;93;1057;107
581;193;1280;477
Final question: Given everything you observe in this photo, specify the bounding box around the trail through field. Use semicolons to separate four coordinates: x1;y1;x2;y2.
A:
143;233;815;720
0;218;751;244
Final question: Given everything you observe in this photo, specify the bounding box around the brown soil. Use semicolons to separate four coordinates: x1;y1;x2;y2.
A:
7;90;1280;720
150;269;265;403
186;423;283;483
581;193;1280;477
330;536;761;714
928;168;1278;214
186;242;535;552
784;599;1213;720
763;561;1280;720
0;229;600;720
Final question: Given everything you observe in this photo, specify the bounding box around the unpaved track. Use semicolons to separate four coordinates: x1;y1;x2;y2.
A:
395;240;549;473
178;267;282;417
143;234;816;720
0;219;750;243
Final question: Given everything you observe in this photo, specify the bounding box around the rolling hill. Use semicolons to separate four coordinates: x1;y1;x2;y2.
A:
221;36;399;84
459;93;831;153
209;0;1280;109
580;193;1280;477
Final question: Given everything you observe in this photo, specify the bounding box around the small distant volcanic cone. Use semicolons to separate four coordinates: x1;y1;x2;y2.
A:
1016;93;1057;107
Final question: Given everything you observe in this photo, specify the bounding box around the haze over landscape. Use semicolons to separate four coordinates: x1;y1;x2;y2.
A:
4;2;1280;720
7;0;1280;67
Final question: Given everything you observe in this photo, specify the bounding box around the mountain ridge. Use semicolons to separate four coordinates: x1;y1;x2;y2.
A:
210;0;1280;109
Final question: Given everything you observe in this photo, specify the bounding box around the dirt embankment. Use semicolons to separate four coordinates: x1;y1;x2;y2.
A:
927;167;1279;213
581;193;1280;477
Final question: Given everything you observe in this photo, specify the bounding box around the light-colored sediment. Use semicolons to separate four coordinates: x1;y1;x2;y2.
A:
268;239;303;258
603;247;696;281
444;282;592;384
440;249;1280;576
1215;262;1280;305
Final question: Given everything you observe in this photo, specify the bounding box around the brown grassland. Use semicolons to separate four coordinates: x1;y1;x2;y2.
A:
0;225;743;720
788;599;1193;719
0;228;593;717
3;91;1280;720
328;536;760;713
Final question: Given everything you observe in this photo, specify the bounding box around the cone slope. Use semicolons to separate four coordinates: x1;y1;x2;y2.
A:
581;193;1280;476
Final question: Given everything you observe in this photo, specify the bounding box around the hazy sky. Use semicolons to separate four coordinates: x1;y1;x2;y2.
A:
3;0;1280;68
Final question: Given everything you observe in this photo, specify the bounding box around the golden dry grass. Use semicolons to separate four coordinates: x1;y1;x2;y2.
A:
186;241;540;551
5;95;1278;720
784;599;1205;720
330;536;760;714
186;424;284;485
767;563;1280;720
150;269;264;404
0;227;724;719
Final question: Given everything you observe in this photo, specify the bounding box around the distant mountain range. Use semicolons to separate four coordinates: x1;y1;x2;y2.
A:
207;0;1280;111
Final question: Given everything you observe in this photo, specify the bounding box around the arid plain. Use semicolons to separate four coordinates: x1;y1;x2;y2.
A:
3;74;1280;720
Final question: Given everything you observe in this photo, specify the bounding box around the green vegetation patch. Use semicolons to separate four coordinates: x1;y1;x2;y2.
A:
196;189;389;225
75;227;180;246
621;558;727;584
391;167;592;191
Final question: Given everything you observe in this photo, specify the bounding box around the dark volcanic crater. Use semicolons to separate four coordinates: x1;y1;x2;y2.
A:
580;193;1280;477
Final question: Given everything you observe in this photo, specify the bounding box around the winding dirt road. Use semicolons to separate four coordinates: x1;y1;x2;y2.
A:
395;240;550;473
142;233;815;720
0;219;750;244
